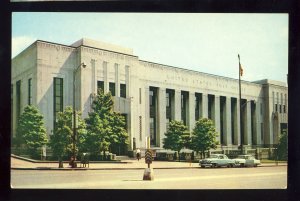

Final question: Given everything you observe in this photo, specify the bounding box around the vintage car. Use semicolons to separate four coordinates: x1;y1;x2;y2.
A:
233;155;261;167
199;154;235;168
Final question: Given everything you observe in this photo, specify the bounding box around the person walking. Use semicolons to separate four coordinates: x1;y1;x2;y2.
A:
136;148;141;161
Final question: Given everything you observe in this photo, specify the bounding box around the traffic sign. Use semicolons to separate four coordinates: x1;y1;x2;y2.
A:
145;149;153;164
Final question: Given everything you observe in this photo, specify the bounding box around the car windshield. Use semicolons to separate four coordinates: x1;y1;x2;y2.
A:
210;155;219;158
237;155;247;159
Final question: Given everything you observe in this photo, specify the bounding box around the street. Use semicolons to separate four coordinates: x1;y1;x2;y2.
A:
11;166;287;189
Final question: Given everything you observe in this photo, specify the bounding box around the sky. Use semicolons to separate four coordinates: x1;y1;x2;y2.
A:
12;12;288;83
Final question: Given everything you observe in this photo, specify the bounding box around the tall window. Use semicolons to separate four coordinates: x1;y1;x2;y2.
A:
109;82;115;96
139;88;142;104
272;91;275;111
166;92;170;107
261;123;264;141
150;117;155;145
54;78;63;124
97;81;104;93
120;84;126;98
16;80;21;121
28;78;32;105
139;116;142;141
149;90;154;106
195;94;200;121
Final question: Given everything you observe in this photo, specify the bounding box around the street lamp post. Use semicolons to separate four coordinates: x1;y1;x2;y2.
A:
70;62;86;168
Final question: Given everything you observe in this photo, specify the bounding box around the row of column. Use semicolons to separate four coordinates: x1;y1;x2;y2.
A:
91;60;131;98
144;86;262;147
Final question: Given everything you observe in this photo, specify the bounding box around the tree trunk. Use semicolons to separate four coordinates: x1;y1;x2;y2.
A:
58;157;64;168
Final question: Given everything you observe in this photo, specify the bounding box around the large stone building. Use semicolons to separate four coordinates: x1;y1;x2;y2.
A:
12;38;288;153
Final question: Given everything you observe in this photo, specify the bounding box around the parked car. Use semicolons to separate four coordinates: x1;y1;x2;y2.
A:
233;155;261;167
199;154;235;168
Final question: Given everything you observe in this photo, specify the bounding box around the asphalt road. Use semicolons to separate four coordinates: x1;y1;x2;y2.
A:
11;166;287;189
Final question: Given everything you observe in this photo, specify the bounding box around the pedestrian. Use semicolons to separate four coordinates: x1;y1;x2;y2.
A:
136;148;141;161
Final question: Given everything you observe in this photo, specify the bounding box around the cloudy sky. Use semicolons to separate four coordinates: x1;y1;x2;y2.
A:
12;12;288;83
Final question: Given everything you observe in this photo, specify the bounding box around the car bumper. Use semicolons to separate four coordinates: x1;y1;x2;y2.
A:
199;163;213;167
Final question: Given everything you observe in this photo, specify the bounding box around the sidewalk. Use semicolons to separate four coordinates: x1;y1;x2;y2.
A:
11;155;287;170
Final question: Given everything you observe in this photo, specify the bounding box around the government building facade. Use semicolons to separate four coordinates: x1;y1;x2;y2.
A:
12;38;288;153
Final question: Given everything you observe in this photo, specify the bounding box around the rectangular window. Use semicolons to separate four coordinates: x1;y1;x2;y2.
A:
279;105;282;113
166;118;170;130
275;104;278;112
149;90;154;106
139;116;142;141
120;84;126;98
283;105;286;113
54;78;63;124
166;92;170;107
150;117;155;145
97;81;104;93
139;88;142;104
195;94;200;121
28;78;32;105
16;80;21;121
261;123;264;141
272;91;275;111
109;82;115;96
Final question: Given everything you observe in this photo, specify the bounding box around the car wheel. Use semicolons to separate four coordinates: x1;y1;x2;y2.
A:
201;165;205;168
240;163;245;168
212;163;216;168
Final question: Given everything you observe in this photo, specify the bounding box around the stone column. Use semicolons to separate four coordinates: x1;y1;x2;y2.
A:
245;101;252;145
103;61;109;93
256;100;262;145
115;63;120;97
188;92;196;132
174;89;181;121
225;96;232;145
214;95;221;141
158;88;166;148
201;93;208;118
144;86;150;148
236;99;241;145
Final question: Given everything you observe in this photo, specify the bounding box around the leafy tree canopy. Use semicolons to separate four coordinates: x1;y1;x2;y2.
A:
17;105;48;158
85;89;128;156
49;106;86;160
191;118;219;157
163;120;189;153
276;129;288;161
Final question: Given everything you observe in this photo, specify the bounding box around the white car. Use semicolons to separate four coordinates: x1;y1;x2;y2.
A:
199;154;235;168
233;155;261;167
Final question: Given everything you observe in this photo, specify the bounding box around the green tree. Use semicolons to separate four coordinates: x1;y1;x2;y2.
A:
17;105;48;159
85;89;128;159
191;118;219;158
276;129;288;161
163;120;189;161
109;112;129;155
49;106;86;167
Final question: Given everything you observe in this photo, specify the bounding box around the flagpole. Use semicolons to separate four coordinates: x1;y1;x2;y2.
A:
238;54;243;154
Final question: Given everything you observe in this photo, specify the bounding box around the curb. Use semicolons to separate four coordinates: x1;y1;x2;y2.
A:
11;164;286;171
11;154;128;164
11;167;200;171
